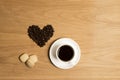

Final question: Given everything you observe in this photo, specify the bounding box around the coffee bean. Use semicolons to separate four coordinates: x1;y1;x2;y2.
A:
28;25;54;47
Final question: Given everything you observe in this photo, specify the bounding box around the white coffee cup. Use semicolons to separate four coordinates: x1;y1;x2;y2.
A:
56;44;75;62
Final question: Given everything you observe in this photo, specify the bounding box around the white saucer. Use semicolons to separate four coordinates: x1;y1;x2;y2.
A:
49;38;81;69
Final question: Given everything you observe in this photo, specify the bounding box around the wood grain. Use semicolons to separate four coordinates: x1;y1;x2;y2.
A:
0;0;120;80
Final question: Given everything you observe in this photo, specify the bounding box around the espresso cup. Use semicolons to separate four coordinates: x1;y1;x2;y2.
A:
56;44;75;62
49;38;81;69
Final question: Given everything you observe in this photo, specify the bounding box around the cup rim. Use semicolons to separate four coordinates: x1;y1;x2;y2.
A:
56;44;75;62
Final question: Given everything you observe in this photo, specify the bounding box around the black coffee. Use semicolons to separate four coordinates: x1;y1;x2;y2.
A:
58;45;74;61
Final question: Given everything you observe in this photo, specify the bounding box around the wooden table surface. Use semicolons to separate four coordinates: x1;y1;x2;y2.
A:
0;0;120;80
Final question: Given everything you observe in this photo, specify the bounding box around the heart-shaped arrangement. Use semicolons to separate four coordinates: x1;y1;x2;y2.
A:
28;25;54;47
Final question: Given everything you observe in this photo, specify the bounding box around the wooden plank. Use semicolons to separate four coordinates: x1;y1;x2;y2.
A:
0;0;120;79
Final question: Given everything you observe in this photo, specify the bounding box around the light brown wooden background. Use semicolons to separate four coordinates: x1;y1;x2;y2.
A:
0;0;120;80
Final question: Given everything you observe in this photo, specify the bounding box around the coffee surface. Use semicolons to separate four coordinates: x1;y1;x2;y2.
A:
58;45;74;61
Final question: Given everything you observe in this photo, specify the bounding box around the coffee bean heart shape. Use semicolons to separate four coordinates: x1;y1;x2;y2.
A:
28;25;54;47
